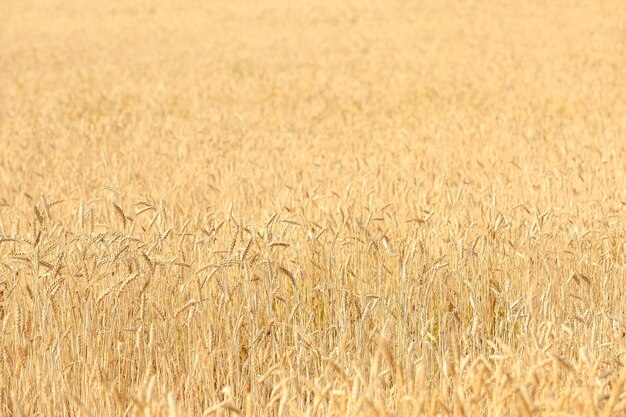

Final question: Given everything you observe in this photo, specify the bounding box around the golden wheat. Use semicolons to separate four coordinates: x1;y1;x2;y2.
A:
2;0;626;415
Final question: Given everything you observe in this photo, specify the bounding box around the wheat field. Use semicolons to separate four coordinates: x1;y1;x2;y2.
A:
1;0;626;415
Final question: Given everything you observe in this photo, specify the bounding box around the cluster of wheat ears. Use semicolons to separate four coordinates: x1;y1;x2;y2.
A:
2;0;626;415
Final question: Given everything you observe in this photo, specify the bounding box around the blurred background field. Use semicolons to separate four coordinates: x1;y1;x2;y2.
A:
1;0;626;415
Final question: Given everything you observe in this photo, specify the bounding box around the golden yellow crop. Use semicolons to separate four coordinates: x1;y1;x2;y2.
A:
2;0;626;415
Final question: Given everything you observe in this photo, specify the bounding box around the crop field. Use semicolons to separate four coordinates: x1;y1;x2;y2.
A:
2;0;626;415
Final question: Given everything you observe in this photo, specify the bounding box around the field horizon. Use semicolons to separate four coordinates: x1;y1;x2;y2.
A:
2;0;626;415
